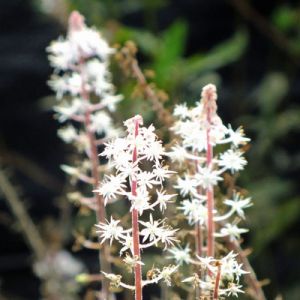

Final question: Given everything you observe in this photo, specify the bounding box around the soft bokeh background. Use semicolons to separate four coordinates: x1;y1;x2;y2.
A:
0;0;299;299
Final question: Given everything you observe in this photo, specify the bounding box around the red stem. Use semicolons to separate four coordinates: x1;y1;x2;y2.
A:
213;263;221;299
79;61;111;299
194;160;203;258
206;108;215;258
131;118;143;300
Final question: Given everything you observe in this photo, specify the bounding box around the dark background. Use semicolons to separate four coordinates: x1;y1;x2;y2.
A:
0;0;300;299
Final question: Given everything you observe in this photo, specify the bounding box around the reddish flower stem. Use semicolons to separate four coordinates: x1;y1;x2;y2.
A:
206;107;215;258
79;62;111;299
194;160;203;258
131;118;143;300
213;263;222;300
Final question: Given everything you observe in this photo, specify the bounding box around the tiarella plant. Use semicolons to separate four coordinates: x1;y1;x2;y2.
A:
168;84;251;298
95;115;178;300
47;11;122;299
47;9;266;299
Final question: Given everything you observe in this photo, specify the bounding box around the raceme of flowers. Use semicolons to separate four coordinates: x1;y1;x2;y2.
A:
168;84;251;297
47;12;123;299
94;115;178;290
47;11;122;203
48;11;122;148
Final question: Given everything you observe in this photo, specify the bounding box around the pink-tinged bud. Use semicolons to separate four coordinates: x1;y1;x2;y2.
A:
201;84;217;102
201;84;217;118
124;115;144;132
68;11;85;32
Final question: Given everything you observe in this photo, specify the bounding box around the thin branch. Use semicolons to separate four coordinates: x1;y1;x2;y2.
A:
116;42;174;128
0;168;46;260
224;236;267;300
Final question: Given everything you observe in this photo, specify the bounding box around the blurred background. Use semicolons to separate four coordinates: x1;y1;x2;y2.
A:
0;0;299;299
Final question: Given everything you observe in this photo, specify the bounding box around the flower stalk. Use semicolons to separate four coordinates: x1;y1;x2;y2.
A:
131;117;143;300
95;115;178;297
47;10;122;299
202;86;216;257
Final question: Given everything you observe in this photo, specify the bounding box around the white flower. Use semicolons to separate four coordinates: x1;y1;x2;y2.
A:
54;98;86;122
47;38;74;70
222;125;250;147
196;256;217;273
100;94;123;112
67;72;83;96
167;144;188;165
218;223;249;241
101;138;129;160
152;166;174;183
90;111;112;134
139;214;163;243
224;192;252;219
167;245;191;265
223;283;244;297
69;27;114;61
155;190;176;212
178;199;208;225
195;167;223;189
158;225;178;248
95;174;126;204
159;265;178;286
174;175;198;197
48;75;69;99
129;190;151;215
120;233;133;255
173;103;190;119
57;125;77;143
137;171;160;191
123;253;144;270
95;217;125;245
218;149;247;173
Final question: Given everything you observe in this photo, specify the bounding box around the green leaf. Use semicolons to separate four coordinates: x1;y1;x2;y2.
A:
152;20;188;87
272;5;297;32
185;30;248;76
115;26;160;56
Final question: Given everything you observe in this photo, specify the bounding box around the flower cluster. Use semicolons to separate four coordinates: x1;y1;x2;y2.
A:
182;251;248;298
170;84;251;240
47;11;122;298
47;11;122;204
48;11;122;147
168;84;251;297
95;115;177;291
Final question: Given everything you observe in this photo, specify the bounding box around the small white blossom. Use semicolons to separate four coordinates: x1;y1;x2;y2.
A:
194;167;223;189
223;283;245;297
218;223;249;241
222;125;250;147
174;175;198;197
159;265;178;286
173;103;190;119
167;245;191;265
218;149;247;173
224;192;252;219
155;190;176;212
57;125;77;143
178;199;208;225
95;217;125;245
95;174;127;204
167;144;189;165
